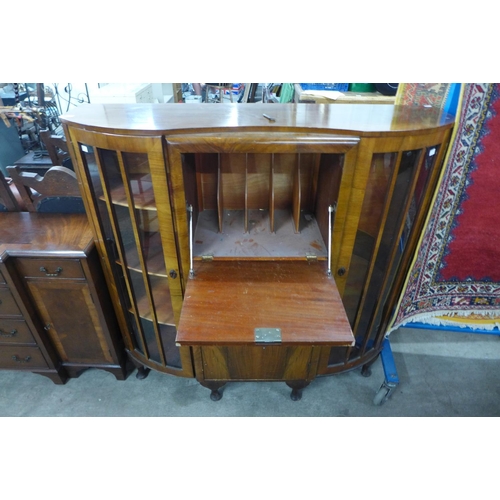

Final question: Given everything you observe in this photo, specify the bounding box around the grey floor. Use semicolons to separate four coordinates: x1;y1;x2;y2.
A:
2;326;500;417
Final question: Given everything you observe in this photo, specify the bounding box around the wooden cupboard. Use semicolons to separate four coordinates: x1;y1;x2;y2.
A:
62;103;454;399
0;213;129;382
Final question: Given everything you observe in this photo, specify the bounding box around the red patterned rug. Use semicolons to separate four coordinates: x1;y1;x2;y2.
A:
390;83;500;331
395;83;453;108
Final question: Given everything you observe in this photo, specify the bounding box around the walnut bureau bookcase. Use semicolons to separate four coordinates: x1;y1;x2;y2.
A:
61;103;454;400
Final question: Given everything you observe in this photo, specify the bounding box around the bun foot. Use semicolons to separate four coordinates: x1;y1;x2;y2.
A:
136;366;151;380
361;364;372;377
210;389;223;401
286;381;309;401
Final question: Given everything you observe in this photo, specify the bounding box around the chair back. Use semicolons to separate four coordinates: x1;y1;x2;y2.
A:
6;165;85;213
39;129;73;170
0;169;21;211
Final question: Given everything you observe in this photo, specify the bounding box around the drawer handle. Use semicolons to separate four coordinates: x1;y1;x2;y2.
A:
39;266;63;277
12;355;32;363
0;328;17;338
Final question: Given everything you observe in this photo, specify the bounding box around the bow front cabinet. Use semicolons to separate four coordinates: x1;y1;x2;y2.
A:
61;103;454;399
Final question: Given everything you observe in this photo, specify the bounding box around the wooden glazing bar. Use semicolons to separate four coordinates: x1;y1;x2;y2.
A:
217;153;223;233
349;149;404;354
292;154;301;234
116;150;167;367
63;127;134;352
163;144;190;298
130;274;175;325
92;146;149;358
244;153;248;233
269;153;275;233
377;128;453;341
358;147;426;356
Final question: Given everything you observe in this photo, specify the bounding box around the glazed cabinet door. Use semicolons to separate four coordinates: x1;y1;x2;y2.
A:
323;129;452;373
65;128;192;377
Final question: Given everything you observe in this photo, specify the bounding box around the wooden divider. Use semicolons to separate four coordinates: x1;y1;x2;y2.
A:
194;152;342;255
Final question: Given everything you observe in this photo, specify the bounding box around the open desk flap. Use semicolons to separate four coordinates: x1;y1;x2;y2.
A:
176;260;354;347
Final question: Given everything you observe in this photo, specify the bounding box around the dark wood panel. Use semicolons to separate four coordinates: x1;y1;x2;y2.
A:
201;345;313;380
0;346;48;369
0;288;22;316
0;319;36;344
25;280;114;364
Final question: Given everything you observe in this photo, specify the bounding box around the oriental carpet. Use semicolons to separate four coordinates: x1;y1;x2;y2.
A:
394;83;453;108
389;83;500;331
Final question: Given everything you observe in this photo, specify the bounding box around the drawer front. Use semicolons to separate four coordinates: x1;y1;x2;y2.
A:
0;346;48;369
0;288;22;316
16;258;85;279
0;320;36;344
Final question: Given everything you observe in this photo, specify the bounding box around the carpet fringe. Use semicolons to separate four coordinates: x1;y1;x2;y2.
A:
387;310;500;335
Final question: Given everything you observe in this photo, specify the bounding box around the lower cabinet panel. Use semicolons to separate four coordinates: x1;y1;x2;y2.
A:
200;345;314;381
25;280;113;365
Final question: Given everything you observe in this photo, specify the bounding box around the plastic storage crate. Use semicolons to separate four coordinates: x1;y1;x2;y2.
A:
299;83;349;92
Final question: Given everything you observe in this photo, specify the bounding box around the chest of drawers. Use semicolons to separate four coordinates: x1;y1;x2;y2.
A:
0;212;129;382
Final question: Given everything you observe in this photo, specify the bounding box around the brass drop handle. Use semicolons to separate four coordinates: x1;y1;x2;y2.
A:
12;355;31;363
0;328;17;338
40;266;63;277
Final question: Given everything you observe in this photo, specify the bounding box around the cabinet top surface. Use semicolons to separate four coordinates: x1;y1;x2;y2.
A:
60;103;455;136
0;213;93;260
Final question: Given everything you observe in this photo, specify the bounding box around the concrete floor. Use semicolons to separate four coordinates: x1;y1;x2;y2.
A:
1;326;500;417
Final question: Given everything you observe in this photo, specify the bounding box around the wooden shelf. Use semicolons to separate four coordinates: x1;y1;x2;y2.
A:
129;272;175;326
121;232;167;276
107;174;157;210
193;209;327;259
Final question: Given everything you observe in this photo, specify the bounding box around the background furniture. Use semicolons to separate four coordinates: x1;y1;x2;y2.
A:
0;169;20;212
0;118;26;176
39;129;73;169
90;83;155;104
62;103;454;400
205;83;234;103
0;213;128;381
12;151;53;176
7;165;85;213
294;84;395;104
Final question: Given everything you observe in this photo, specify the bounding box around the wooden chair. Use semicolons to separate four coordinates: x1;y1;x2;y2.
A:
0;169;21;211
6;165;85;213
39;129;73;170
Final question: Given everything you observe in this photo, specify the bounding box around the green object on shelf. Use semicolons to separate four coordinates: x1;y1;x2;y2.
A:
279;83;295;103
348;83;376;92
